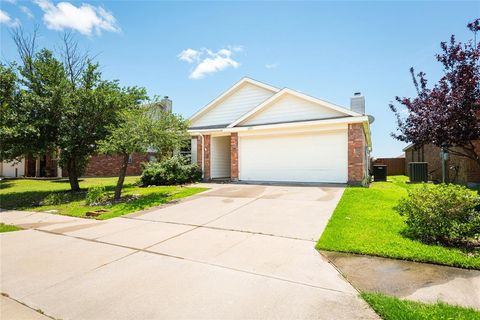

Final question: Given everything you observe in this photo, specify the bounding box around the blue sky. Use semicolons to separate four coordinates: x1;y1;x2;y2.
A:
1;1;479;157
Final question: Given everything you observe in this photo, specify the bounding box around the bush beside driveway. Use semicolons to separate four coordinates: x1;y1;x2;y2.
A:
316;176;480;269
0;177;207;220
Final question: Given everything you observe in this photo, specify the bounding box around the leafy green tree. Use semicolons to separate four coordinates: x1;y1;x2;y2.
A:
0;63;24;161
57;62;147;191
147;103;190;161
1;31;147;192
1;49;68;164
98;106;189;200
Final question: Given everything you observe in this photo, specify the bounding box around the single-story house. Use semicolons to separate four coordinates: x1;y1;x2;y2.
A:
188;77;373;184
404;143;480;185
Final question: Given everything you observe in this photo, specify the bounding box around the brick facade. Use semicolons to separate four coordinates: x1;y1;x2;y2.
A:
348;123;366;184
230;133;239;181
203;135;211;180
405;141;480;184
82;153;150;177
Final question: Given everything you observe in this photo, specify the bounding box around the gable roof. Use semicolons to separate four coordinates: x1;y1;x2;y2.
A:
188;77;280;124
227;88;362;128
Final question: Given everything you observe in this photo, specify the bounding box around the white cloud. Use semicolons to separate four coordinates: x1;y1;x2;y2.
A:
3;0;17;4
20;6;34;19
33;0;120;35
178;48;201;63
265;63;278;69
178;46;242;80
0;9;20;27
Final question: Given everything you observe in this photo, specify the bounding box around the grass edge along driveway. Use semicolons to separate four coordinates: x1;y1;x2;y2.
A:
0;177;207;220
0;223;21;233
361;292;480;320
316;176;480;269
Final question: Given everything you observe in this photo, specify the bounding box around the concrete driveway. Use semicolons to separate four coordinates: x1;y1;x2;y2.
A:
1;183;378;319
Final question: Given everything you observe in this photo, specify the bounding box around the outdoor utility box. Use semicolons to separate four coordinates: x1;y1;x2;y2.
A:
408;162;428;182
373;165;387;182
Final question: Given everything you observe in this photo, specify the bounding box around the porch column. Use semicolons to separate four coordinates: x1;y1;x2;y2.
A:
203;135;211;180
230;133;239;181
57;149;62;178
196;136;203;169
57;164;63;178
35;157;40;177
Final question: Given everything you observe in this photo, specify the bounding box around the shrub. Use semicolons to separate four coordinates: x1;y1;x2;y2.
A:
396;183;480;246
85;185;106;206
40;192;75;205
141;156;202;186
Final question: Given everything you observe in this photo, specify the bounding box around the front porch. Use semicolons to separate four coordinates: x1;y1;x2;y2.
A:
193;133;238;181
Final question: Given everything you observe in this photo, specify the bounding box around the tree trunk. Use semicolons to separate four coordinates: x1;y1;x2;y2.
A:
114;154;130;200
67;158;80;192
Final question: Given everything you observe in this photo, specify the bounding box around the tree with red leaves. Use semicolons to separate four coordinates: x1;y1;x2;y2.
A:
390;19;480;169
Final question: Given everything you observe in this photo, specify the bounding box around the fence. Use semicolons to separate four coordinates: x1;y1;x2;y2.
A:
372;158;406;175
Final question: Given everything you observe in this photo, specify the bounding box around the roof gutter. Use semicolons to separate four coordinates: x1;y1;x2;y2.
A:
224;116;370;132
189;116;370;135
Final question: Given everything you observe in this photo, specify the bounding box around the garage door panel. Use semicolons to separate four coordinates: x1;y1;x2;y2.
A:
239;131;347;183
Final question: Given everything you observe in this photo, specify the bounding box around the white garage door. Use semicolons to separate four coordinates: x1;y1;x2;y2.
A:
238;130;348;183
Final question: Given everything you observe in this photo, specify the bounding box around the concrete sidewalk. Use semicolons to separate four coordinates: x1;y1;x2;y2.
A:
1;295;50;320
0;184;379;319
322;251;480;310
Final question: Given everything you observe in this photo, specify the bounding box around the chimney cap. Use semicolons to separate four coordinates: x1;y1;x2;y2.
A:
354;92;362;96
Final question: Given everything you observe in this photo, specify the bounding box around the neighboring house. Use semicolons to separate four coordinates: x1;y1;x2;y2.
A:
1;154;60;178
82;153;156;177
404;143;480;185
188;77;373;185
0;98;172;178
0;159;26;178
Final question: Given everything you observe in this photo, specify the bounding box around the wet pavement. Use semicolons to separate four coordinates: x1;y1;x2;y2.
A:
321;251;480;309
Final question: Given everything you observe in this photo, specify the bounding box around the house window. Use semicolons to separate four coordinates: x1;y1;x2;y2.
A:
128;154;133;164
179;143;192;158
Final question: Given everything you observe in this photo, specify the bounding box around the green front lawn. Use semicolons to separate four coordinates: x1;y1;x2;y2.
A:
0;223;21;233
0;177;207;220
361;292;480;320
316;176;480;269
